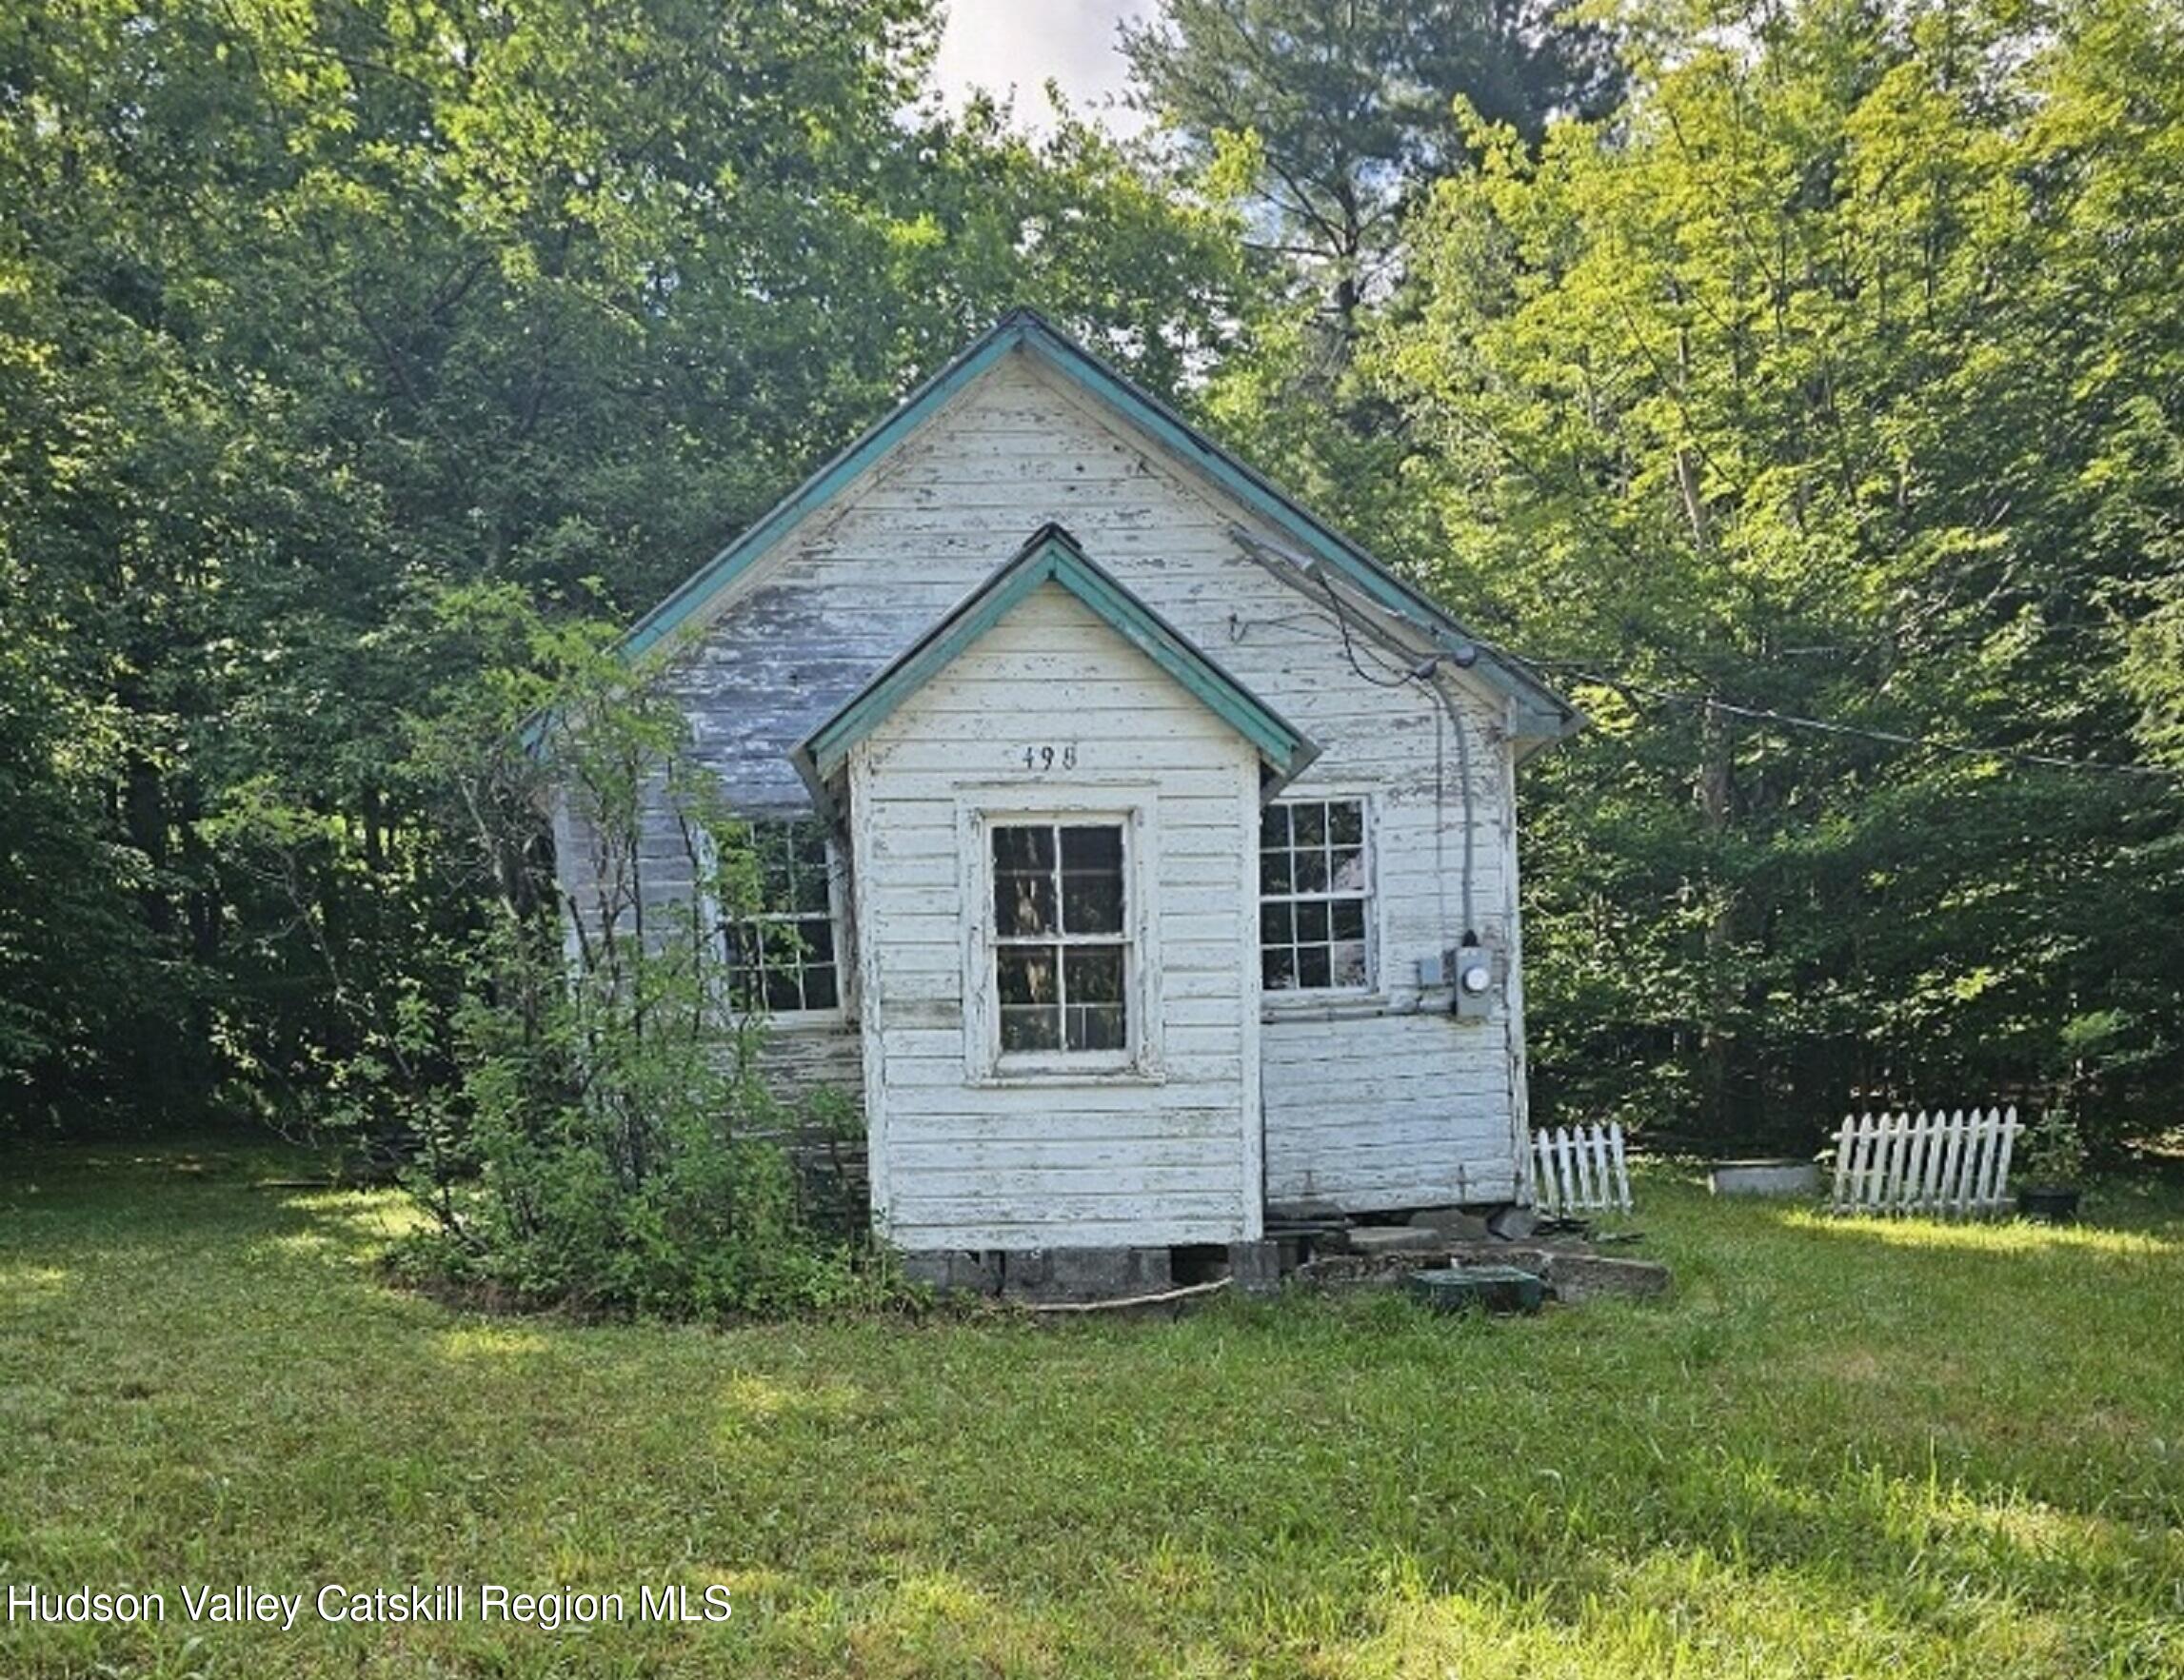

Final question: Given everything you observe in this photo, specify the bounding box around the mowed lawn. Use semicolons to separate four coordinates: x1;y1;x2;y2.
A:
3;1142;2182;1679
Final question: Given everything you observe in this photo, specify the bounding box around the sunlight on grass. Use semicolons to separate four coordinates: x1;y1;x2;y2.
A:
713;1371;868;1432
0;1263;69;1297
434;1325;558;1360
1778;1208;2182;1255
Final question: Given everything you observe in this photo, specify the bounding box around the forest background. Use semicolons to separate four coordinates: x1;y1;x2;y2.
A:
4;0;2180;1156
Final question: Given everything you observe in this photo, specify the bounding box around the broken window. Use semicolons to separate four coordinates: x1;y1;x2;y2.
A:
725;818;841;1013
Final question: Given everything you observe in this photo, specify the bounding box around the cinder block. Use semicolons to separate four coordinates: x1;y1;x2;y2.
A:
1227;1239;1283;1295
899;1251;1003;1295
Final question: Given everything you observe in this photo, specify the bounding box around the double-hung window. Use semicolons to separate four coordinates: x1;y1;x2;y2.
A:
1260;797;1371;992
725;818;841;1014
990;821;1130;1057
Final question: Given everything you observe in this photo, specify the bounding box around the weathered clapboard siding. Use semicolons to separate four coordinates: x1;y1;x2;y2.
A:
641;345;1532;1210
850;582;1261;1251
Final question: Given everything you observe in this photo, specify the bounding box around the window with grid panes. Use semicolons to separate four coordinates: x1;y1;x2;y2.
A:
1260;798;1370;991
725;819;840;1013
990;822;1129;1055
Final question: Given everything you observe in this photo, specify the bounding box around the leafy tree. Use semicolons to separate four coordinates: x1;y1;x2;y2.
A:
1361;0;2184;1143
0;0;1251;1130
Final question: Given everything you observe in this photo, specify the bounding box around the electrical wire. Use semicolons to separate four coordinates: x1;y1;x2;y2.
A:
1538;665;2184;782
1232;601;2181;785
1313;572;1481;938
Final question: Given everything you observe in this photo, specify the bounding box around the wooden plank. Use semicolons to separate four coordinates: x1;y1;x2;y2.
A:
1989;1105;2020;1215
1937;1107;1968;1217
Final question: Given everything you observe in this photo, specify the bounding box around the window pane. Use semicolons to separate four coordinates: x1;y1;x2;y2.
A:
1262;947;1297;990
1059;826;1124;934
1261;804;1291;848
1062;871;1123;935
998;944;1061;1052
1292;803;1326;846
1260;851;1292;895
758;834;793;906
994;869;1056;937
1296;900;1330;943
804;965;840;1011
798;916;835;965
1060;825;1122;873
1330;941;1368;988
1331;846;1366;893
1328;801;1362;845
996;946;1057;1006
1293;849;1328;894
791;851;831;913
1331;899;1365;942
992;825;1055;873
763;967;804;1013
1001;1006;1062;1052
1064;944;1124;1004
1067;1003;1127;1052
1261;902;1294;945
1297;945;1332;989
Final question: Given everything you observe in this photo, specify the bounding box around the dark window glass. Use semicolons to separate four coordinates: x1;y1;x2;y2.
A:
1258;799;1371;993
991;820;1129;1057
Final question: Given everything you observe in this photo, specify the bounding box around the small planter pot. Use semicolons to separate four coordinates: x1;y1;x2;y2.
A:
2015;1183;2082;1224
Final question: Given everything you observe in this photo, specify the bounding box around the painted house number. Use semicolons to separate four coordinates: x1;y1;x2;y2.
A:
1020;744;1079;771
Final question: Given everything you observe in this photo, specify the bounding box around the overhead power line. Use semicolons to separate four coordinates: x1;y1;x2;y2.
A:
1536;664;2184;782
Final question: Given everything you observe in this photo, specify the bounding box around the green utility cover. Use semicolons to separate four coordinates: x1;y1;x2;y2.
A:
1404;1266;1546;1315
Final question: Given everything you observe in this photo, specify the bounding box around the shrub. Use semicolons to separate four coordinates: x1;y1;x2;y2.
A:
337;585;895;1318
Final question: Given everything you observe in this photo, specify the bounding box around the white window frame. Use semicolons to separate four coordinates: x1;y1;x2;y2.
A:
959;793;1163;1085
701;815;849;1028
1259;792;1378;1000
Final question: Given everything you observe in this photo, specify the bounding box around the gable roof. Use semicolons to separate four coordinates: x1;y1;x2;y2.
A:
791;524;1320;800
622;307;1580;742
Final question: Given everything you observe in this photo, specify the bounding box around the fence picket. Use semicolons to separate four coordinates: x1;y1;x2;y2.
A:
1524;1121;1633;1217
1937;1107;1968;1216
1828;1104;2023;1220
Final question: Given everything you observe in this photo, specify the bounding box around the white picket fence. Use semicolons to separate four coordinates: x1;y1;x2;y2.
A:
1529;1122;1633;1216
1827;1106;2020;1217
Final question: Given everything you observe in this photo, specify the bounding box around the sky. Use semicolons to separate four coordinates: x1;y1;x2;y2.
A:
930;0;1155;133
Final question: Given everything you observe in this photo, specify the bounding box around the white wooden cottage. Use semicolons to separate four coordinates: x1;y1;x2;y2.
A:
556;311;1580;1286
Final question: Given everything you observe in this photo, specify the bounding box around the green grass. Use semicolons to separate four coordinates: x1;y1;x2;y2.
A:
4;1143;2182;1678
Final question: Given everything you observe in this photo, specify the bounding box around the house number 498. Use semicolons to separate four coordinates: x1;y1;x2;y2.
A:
1021;744;1078;771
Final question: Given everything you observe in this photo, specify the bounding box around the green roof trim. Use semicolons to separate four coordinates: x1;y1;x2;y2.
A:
793;525;1320;792
617;308;1578;741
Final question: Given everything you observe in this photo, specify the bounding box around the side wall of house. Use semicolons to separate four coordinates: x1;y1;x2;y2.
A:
850;582;1261;1251
611;346;1530;1207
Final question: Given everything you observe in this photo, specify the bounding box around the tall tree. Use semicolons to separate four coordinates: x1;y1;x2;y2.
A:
0;0;1250;1129
1362;0;2184;1141
1122;0;1623;340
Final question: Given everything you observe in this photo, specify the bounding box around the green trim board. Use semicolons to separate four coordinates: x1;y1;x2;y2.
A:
792;524;1320;794
616;308;1579;741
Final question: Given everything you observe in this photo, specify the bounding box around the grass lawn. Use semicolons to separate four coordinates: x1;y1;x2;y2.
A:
3;1142;2182;1678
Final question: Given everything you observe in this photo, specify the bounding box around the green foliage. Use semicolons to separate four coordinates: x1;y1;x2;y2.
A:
0;0;1251;1132
2018;1105;2088;1187
329;586;893;1319
1124;0;1622;328
1337;0;2184;1144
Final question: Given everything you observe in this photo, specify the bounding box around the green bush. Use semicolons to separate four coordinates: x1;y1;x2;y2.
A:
335;587;897;1319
